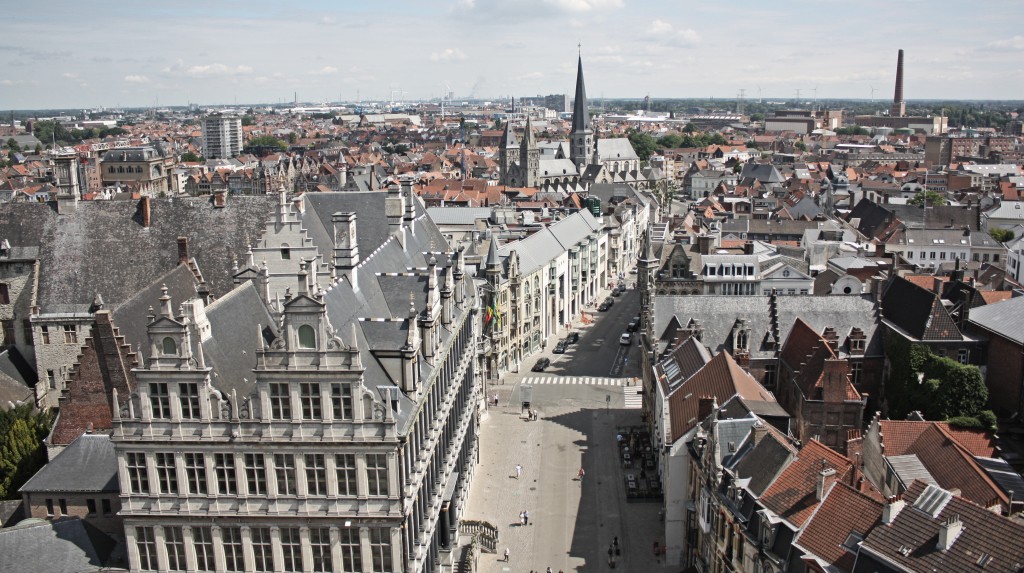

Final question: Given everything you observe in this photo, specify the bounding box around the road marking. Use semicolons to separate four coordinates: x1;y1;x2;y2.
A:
608;345;629;377
520;376;627;387
623;385;643;409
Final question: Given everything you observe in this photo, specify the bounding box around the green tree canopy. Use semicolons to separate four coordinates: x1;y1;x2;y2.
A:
908;189;946;207
5;138;19;152
0;405;55;499
627;130;657;161
180;151;202;163
989;227;1014;243
246;135;288;151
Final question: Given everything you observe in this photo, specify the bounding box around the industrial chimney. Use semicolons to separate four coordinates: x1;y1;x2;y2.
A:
891;49;906;118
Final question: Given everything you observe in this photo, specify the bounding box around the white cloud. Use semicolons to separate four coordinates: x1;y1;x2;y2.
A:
162;60;254;78
124;75;150;84
0;79;29;86
61;72;79;79
320;15;337;25
431;48;467;62
543;0;623;11
650;19;673;34
310;66;338;75
984;35;1024;51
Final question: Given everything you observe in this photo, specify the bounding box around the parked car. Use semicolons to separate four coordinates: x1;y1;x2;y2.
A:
627;320;639;333
604;297;615;308
598;301;611;311
619;333;632;345
553;340;568;353
611;286;622;297
532;357;551;371
565;331;580;344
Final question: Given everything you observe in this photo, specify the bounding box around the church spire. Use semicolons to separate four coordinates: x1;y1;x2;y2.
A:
569;55;594;170
571;55;590;134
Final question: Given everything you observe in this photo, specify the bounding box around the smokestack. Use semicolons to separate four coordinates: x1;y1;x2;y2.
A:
891;49;906;118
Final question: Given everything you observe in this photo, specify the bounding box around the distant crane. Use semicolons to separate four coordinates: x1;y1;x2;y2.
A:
869;85;877;102
812;85;819;108
795;88;802;103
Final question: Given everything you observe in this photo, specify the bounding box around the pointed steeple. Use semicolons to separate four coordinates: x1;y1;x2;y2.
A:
571;55;591;134
485;237;501;272
521;116;537;152
499;120;518;149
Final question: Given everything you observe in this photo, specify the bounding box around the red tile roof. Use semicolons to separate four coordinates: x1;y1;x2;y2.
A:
760;439;854;527
795;482;882;571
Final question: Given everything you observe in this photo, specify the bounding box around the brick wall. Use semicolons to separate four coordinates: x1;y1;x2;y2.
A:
982;334;1024;417
23;491;122;537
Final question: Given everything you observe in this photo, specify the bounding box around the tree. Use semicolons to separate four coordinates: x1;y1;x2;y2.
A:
989;227;1014;243
627;130;657;161
180;151;202;163
749;113;765;122
5;138;19;152
287;132;297;145
794;141;807;152
657;134;683;149
241;115;256;127
908;189;946;207
33;143;42;155
246;135;287;151
836;126;869;136
0;405;54;499
884;337;989;422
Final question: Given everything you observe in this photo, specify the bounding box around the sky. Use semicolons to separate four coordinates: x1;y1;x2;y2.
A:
3;0;1024;110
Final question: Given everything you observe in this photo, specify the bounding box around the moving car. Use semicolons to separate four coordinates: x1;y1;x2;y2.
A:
619;333;632;345
532;357;551;371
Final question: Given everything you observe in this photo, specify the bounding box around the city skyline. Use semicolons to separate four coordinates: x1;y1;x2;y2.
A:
3;0;1024;110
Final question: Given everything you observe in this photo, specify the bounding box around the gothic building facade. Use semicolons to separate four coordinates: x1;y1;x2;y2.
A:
111;190;481;573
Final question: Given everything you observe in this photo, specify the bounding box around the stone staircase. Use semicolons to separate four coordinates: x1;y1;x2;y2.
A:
454;520;499;573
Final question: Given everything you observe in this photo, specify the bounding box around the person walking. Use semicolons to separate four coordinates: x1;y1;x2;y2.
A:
503;547;509;562
519;511;525;526
523;509;530;526
577;467;585;481
514;464;522;479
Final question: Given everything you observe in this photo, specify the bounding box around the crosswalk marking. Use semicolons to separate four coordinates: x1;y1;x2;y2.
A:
623;385;643;409
520;376;626;387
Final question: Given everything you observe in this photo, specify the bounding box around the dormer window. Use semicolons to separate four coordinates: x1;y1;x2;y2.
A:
298;325;316;349
161;337;177;355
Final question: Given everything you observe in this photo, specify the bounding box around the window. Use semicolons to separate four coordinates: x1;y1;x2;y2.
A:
1;320;12;345
298;324;316;349
251;527;273;572
184;453;206;494
63;324;77;344
366;453;389;497
160;337;176;356
332;383;353;420
245;454;267;496
221;526;244;573
958;348;970;364
193;526;214;572
930;251;936;259
136;526;158;571
339;527;362;571
45;498;53;517
280;527;302;572
150;382;170;419
306;454;327;496
179;383;200;419
310;527;333;572
336;453;357;496
851;362;862;386
58;498;67;515
280;246;291;260
300;382;322;420
165;526;186;571
763;364;777;388
86;498;96;516
940;251;946;260
47;370;56;390
126;452;149;494
40;325;50;344
370;527;393;572
269;383;291;420
101;498;112;517
155;453;178;494
214;453;237;495
275;453;297;496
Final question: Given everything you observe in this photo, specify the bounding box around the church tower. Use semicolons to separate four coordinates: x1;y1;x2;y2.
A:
498;120;519;186
521;116;539;188
569;55;594;171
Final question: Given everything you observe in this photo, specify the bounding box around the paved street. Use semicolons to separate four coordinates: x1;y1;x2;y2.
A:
465;285;680;573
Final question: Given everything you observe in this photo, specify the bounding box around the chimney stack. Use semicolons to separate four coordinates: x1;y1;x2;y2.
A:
891;49;906;118
140;196;151;228
882;496;905;525
816;460;837;501
936;514;963;551
177;237;190;265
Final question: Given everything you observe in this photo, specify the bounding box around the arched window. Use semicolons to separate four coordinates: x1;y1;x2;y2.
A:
161;337;177;355
298;325;316;349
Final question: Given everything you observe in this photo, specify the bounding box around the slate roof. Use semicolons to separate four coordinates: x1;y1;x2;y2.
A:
857;481;1024;573
727;426;798;497
425;207;492;226
0;197;276;311
597;138;639;162
967;295;1024;344
0;347;36;407
0;518;116;573
200;281;277;401
653;294;882;361
760;439;854;528
880;276;962;341
20;434;117;493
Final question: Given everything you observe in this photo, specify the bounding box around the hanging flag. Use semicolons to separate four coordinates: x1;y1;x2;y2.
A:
485;306;493;323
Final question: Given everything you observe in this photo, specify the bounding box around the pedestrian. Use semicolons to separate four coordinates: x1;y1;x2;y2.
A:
547;568;552;573
577;467;585;480
514;464;522;479
503;547;509;562
608;544;614;560
614;536;620;556
653;540;659;556
493;393;499;407
524;509;529;526
519;511;525;526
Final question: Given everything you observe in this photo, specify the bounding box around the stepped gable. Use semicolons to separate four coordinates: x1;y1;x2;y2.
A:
50;311;137;447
